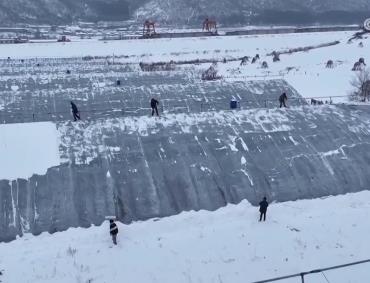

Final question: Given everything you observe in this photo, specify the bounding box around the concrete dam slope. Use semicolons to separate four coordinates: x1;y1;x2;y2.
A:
1;101;370;242
0;58;369;242
0;59;302;123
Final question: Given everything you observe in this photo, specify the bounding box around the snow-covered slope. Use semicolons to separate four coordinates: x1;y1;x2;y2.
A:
1;30;370;242
0;0;369;25
0;191;369;283
0;0;137;24
2;102;370;242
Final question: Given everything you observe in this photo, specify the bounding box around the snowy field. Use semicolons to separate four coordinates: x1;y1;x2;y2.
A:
0;31;349;59
1;29;370;282
0;191;369;283
0;30;368;102
0;122;60;180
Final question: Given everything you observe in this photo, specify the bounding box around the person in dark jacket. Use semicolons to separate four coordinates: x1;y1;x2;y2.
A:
150;98;159;116
110;219;119;245
70;101;81;121
279;93;288;108
259;197;269;222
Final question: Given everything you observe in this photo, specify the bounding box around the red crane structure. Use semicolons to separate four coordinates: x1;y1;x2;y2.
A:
143;20;156;37
202;18;217;33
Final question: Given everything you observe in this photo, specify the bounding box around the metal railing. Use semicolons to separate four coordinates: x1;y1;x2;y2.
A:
252;259;370;283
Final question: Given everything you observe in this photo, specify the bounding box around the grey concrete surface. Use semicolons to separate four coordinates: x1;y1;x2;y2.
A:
0;57;301;123
1;57;369;242
1;103;370;242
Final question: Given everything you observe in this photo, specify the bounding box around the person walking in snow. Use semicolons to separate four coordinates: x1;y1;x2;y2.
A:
259;197;269;222
150;98;159;117
279;92;288;108
109;219;119;245
70;101;81;121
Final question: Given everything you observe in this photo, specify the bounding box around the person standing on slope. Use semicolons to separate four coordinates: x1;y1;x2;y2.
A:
279;92;288;108
150;98;160;117
70;101;81;121
259;197;269;222
109;219;119;245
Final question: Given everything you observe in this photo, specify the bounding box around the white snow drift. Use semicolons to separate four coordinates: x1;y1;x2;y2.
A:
0;122;60;180
0;191;369;283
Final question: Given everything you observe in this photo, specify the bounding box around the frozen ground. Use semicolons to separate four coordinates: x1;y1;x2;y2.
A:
0;122;60;180
0;191;369;283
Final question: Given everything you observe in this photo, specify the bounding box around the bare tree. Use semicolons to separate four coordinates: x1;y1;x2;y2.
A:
349;68;370;102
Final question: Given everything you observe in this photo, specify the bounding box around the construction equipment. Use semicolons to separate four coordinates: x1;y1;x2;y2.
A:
202;18;217;33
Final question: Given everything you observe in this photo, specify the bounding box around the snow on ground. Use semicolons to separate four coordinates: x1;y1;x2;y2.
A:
1;32;369;282
0;191;369;283
0;31;353;60
0;122;60;180
216;38;366;102
4;29;366;179
0;30;367;102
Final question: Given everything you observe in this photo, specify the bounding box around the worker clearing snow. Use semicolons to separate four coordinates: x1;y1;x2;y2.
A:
279;93;288;108
259;197;269;222
70;101;81;121
151;98;160;117
109;219;119;245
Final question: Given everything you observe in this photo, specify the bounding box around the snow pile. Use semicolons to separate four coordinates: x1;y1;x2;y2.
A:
0;191;369;282
0;122;60;180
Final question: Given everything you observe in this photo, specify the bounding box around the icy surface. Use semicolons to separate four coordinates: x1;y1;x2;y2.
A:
0;122;60;180
0;191;369;283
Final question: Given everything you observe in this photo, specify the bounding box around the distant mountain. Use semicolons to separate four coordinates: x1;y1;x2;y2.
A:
134;0;370;26
0;0;369;25
0;0;143;25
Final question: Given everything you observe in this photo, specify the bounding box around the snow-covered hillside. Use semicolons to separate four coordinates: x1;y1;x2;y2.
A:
1;191;370;283
0;0;369;25
134;0;370;25
0;0;136;24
